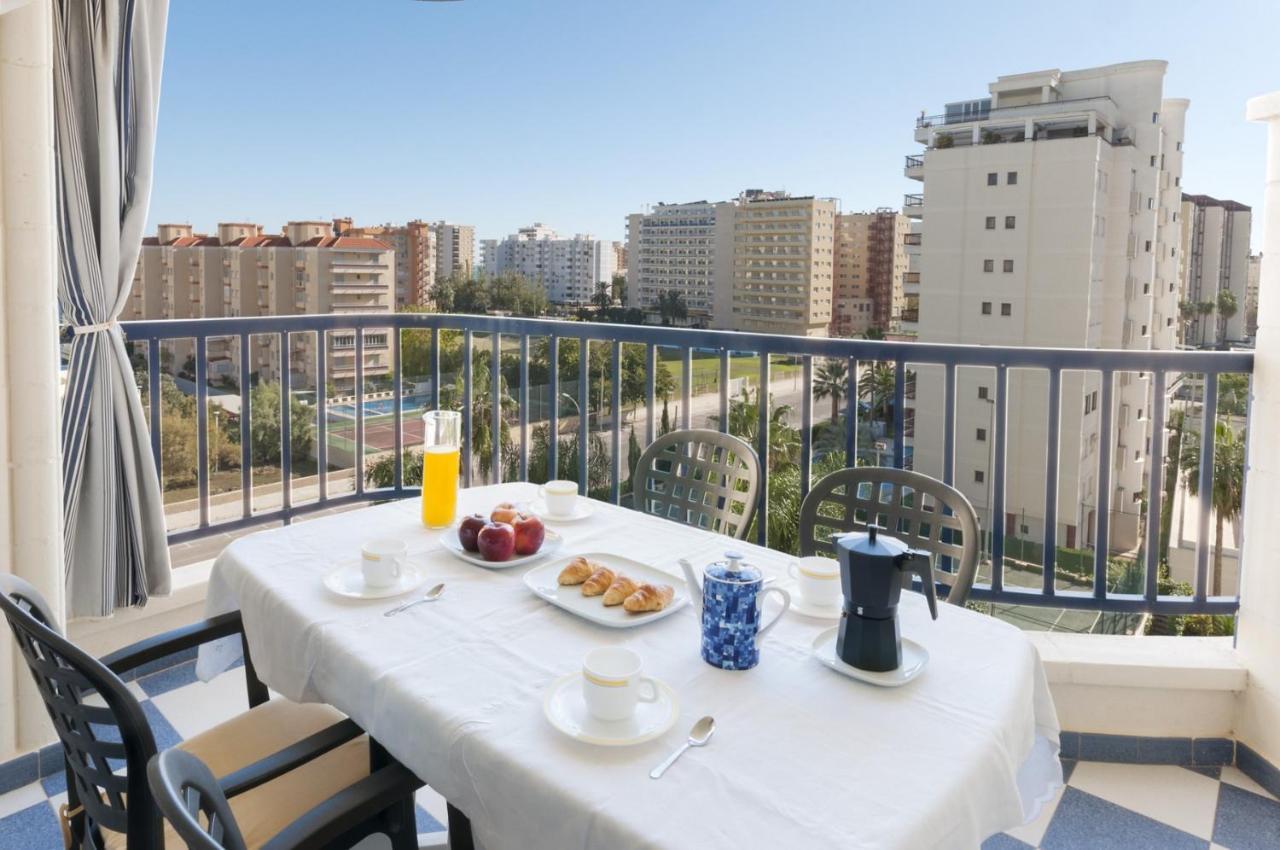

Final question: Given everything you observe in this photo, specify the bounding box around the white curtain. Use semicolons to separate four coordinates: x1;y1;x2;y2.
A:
54;0;171;617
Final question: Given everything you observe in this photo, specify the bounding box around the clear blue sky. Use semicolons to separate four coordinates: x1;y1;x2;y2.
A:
150;0;1278;247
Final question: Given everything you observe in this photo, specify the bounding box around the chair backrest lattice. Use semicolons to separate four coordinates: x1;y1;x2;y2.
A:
798;467;981;605
0;575;162;849
631;429;761;540
148;749;248;850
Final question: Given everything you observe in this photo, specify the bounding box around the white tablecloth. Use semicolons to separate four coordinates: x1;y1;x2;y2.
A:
197;483;1061;850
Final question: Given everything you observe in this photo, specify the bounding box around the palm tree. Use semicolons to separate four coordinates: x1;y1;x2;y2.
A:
708;387;800;472
1177;300;1198;344
1216;290;1238;347
1179;421;1246;597
440;361;517;481
656;290;688;326
858;362;895;428
591;280;612;311
812;358;849;423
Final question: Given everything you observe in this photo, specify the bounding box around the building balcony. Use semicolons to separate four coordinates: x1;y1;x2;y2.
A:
904;153;924;180
903;271;921;285
903;233;922;247
903;194;924;218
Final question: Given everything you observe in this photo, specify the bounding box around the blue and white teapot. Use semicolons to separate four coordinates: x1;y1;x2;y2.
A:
680;552;791;671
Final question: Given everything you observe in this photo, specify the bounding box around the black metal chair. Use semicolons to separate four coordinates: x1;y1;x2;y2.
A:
798;467;981;605
147;747;422;850
631;428;762;540
0;574;422;850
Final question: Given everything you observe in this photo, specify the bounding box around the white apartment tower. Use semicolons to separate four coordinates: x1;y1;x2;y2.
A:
625;201;736;327
908;61;1187;553
1177;194;1252;347
432;222;475;282
481;224;617;305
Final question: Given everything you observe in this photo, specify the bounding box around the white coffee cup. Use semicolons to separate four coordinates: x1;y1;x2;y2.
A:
581;647;659;721
788;556;842;608
361;539;406;588
540;480;579;517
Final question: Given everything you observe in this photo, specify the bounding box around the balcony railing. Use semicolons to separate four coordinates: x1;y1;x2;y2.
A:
120;313;1253;618
904;233;922;246
904;154;924;170
904;194;924;208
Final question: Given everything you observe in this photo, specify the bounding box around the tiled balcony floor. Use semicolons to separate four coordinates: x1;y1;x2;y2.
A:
1;659;1277;850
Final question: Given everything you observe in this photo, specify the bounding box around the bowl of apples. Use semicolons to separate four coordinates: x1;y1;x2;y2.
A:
443;502;563;568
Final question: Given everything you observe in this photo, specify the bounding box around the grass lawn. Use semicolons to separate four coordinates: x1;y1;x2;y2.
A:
660;352;802;395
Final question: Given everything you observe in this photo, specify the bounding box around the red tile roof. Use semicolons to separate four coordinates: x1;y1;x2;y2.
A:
294;235;392;250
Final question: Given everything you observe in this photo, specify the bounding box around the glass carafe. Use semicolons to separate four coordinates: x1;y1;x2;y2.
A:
421;410;461;528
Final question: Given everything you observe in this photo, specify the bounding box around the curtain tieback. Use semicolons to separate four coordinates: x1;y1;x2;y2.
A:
71;320;117;335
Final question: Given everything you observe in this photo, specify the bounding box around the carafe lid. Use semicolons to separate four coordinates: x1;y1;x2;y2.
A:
706;550;762;583
835;526;911;559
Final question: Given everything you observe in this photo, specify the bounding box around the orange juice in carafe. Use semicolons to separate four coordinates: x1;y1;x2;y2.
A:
421;410;461;528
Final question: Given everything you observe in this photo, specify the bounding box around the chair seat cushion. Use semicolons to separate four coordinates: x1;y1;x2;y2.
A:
102;699;369;849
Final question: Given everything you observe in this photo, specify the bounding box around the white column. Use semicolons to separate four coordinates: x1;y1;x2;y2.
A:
1237;91;1280;765
0;0;62;759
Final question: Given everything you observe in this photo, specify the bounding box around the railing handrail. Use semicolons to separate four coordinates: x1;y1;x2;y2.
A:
121;314;1254;373
916;95;1119;128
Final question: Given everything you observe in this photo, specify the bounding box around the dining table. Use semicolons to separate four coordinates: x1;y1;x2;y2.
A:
196;481;1062;850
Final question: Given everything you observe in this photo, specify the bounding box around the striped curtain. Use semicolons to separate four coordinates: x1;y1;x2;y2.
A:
54;0;171;617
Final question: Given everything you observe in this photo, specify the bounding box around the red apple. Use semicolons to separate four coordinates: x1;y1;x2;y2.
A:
490;502;520;524
512;513;545;556
458;513;487;552
476;521;516;561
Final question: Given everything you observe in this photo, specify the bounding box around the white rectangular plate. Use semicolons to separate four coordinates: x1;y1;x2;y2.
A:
523;552;689;629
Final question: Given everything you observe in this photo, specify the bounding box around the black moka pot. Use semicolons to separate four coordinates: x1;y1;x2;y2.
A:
832;527;938;672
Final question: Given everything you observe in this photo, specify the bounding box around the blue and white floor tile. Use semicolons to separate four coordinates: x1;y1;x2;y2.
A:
983;759;1280;850
4;657;1279;849
0;663;449;850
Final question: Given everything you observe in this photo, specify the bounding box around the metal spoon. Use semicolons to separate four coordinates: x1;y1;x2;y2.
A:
649;715;715;779
383;583;446;617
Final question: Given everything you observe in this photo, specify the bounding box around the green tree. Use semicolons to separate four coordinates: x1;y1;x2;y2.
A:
656;290;688;326
858;362;895;427
591;280;613;311
366;449;424;488
708;387;800;472
249;381;314;468
440;349;517;481
1179;421;1246;597
610;273;627;306
659;400;672;436
625;429;642;498
1216;290;1238;347
1178;299;1198;343
812;358;849;423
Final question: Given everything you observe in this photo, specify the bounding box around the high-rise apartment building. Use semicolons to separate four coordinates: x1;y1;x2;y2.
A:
336;218;436;308
127;221;394;391
1247;253;1263;338
831;209;908;336
625;201;736;327
730;190;836;337
1177;194;1252;347
612;242;627;279
431;222;475;282
907;61;1187;552
481;224;617;305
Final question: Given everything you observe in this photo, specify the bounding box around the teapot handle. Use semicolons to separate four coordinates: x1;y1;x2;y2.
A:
755;586;791;645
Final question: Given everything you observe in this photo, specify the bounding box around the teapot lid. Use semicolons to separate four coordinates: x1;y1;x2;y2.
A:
707;550;762;584
835;526;911;558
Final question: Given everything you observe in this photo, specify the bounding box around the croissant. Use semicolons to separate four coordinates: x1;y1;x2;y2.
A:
557;557;593;586
581;567;616;597
623;583;674;613
602;575;640;606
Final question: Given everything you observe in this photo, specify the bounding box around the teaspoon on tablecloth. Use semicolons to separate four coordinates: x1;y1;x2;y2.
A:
384;583;446;617
650;715;715;779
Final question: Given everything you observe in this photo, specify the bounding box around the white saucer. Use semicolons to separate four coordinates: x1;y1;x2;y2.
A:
543;672;679;746
789;595;843;621
811;626;929;687
439;528;563;569
528;499;594;523
323;560;431;600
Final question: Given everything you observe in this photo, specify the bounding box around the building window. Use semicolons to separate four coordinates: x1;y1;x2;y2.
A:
976;428;987;441
1175;176;1180;186
1144;240;1152;252
983;259;994;272
987;172;998;186
985;216;996;230
1007;171;1018;185
978;386;989;400
974;470;985;483
1003;259;1014;273
1177;141;1183;151
1021;524;1030;535
1150;155;1157;167
1001;302;1012;316
1143;283;1150;294
1005;216;1016;230
981;301;992;315
1152;111;1159;123
1141;324;1147;335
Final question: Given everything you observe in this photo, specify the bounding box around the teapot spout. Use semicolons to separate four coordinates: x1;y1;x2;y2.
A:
678;558;702;608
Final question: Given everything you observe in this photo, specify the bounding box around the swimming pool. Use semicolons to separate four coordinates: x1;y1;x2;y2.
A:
329;396;429;419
